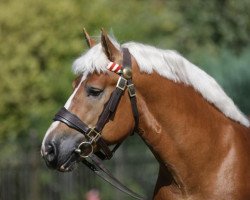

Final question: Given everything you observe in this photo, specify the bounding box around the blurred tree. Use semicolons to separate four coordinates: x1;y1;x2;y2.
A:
0;0;249;199
0;0;78;157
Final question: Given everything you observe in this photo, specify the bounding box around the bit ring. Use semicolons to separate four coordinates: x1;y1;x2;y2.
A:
75;141;93;158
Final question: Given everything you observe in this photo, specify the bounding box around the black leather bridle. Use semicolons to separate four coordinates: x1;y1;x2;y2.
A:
53;48;139;160
52;48;145;199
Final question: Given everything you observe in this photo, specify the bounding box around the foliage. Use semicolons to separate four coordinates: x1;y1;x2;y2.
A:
0;0;250;199
0;0;249;142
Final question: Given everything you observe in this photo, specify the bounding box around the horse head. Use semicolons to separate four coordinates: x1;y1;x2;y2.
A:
41;30;136;171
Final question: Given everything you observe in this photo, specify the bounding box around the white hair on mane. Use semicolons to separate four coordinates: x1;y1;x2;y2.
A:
72;40;250;127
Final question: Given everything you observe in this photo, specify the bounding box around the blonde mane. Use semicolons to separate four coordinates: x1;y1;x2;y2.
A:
72;41;250;127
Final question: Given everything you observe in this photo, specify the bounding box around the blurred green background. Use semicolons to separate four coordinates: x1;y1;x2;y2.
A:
0;0;249;199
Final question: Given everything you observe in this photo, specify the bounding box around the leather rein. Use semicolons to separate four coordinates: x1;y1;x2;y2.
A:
53;48;144;199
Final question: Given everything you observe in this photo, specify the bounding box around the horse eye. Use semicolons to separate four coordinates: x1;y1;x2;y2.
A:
87;87;103;97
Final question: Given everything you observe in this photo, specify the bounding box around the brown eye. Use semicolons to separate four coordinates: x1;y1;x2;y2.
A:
87;87;103;97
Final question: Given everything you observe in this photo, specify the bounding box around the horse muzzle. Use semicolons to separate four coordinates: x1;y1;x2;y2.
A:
41;132;85;172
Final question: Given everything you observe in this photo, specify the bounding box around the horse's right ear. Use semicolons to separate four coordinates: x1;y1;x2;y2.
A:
83;28;96;48
101;28;121;62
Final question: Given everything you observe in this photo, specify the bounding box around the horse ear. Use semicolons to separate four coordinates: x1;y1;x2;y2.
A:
101;28;121;62
83;28;96;48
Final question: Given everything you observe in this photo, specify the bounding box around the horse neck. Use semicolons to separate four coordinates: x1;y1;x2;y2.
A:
134;70;249;193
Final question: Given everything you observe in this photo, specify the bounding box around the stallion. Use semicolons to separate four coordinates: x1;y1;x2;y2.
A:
41;29;250;200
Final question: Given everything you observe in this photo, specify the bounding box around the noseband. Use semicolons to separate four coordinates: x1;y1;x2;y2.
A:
53;48;139;160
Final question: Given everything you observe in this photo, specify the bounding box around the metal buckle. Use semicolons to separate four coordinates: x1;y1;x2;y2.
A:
127;84;136;97
116;77;127;91
87;128;101;143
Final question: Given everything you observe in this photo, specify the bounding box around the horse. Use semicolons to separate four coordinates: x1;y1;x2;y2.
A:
41;29;250;200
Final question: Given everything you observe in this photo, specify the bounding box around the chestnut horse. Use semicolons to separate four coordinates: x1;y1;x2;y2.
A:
41;30;250;200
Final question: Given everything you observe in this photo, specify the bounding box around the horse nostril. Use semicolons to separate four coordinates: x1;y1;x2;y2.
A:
44;142;58;166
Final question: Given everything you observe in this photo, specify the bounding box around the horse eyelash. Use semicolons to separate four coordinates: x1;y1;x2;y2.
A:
86;86;103;97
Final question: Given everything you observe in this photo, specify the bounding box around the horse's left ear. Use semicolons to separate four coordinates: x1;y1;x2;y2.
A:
83;28;96;48
101;28;122;62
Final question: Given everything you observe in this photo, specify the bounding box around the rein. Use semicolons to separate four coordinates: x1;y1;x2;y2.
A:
53;48;144;199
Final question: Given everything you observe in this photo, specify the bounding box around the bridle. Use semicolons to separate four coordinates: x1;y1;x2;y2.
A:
53;48;139;160
53;48;144;199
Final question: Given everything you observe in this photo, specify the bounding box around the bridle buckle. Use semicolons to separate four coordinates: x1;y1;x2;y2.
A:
116;77;127;91
87;128;101;143
127;84;136;97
